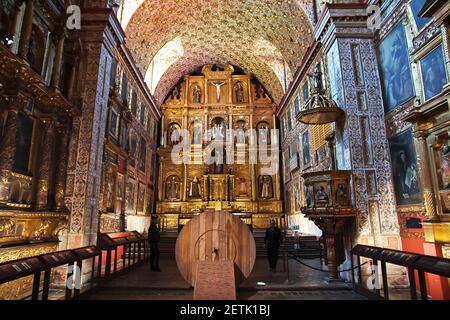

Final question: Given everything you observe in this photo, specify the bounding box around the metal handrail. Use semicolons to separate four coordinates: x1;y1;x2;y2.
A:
0;234;148;300
351;244;450;300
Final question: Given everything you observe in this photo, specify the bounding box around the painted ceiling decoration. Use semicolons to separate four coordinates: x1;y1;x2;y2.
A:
122;0;314;105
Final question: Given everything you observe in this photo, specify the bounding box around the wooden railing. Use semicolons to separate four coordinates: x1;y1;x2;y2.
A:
0;231;148;300
351;244;450;300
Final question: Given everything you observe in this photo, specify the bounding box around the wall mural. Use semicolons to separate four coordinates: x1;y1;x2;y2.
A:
388;129;421;205
377;23;415;113
420;44;448;101
302;130;311;166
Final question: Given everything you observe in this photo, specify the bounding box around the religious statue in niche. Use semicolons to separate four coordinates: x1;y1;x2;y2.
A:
211;148;224;174
315;186;329;205
236;120;246;144
165;176;180;200
211;81;226;102
171;84;181;100
192;83;202;103
259;175;273;199
257;122;270;145
189;176;202;198
234;81;245;103
256;83;267;99
211;121;225;141
336;183;349;206
192;121;202;144
168;123;181;145
238;178;247;196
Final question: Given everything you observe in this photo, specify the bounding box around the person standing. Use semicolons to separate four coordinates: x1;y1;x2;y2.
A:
264;219;283;272
148;216;161;272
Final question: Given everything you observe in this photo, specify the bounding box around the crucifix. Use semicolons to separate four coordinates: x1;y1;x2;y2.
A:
211;81;226;102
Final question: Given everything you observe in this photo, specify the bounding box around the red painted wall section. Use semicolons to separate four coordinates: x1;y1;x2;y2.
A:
423;242;450;300
402;237;450;300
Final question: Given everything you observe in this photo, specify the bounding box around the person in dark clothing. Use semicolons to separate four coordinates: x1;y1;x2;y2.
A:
148;216;161;271
264;219;283;272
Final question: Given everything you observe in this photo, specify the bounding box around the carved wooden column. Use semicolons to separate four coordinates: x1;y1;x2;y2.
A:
416;131;438;220
64;9;118;248
53;124;71;210
51;32;66;90
17;0;33;60
36;118;56;210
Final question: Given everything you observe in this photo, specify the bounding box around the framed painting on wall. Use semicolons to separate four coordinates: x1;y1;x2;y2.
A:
377;22;415;113
388;129;422;205
409;0;432;31
420;44;448;101
13;114;34;174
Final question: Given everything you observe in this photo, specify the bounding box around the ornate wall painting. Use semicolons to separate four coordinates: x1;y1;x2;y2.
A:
137;185;145;213
409;0;432;31
302;130;311;167
377;22;415;113
420;44;448;101
302;81;309;104
109;109;119;138
435;138;450;213
388;129;422;205
13;114;33;173
139;139;147;172
125;182;136;212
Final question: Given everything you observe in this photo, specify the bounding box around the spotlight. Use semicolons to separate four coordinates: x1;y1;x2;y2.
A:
1;34;14;46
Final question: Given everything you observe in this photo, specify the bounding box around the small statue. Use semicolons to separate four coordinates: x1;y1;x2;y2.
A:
260;175;272;199
166;176;179;200
193;84;202;103
189;176;201;198
239;178;247;196
315;186;329;204
234;82;244;103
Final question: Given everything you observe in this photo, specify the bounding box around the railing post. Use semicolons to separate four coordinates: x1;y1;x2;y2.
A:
408;268;418;300
74;260;82;299
128;243;132;267
351;252;355;289
91;256;96;289
32;272;41;300
105;249;112;278
381;261;389;300
42;269;51;300
113;247;118;273
65;262;74;300
418;271;428;300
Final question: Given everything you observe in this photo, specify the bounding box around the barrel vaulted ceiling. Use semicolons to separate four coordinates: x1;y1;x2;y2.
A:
122;0;315;105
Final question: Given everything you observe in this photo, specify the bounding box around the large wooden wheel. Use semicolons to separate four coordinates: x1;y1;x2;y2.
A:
175;211;256;287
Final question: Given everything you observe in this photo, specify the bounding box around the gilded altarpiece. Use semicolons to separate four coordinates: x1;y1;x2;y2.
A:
156;65;282;229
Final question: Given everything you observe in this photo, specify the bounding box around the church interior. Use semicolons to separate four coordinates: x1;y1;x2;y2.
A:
0;0;449;302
